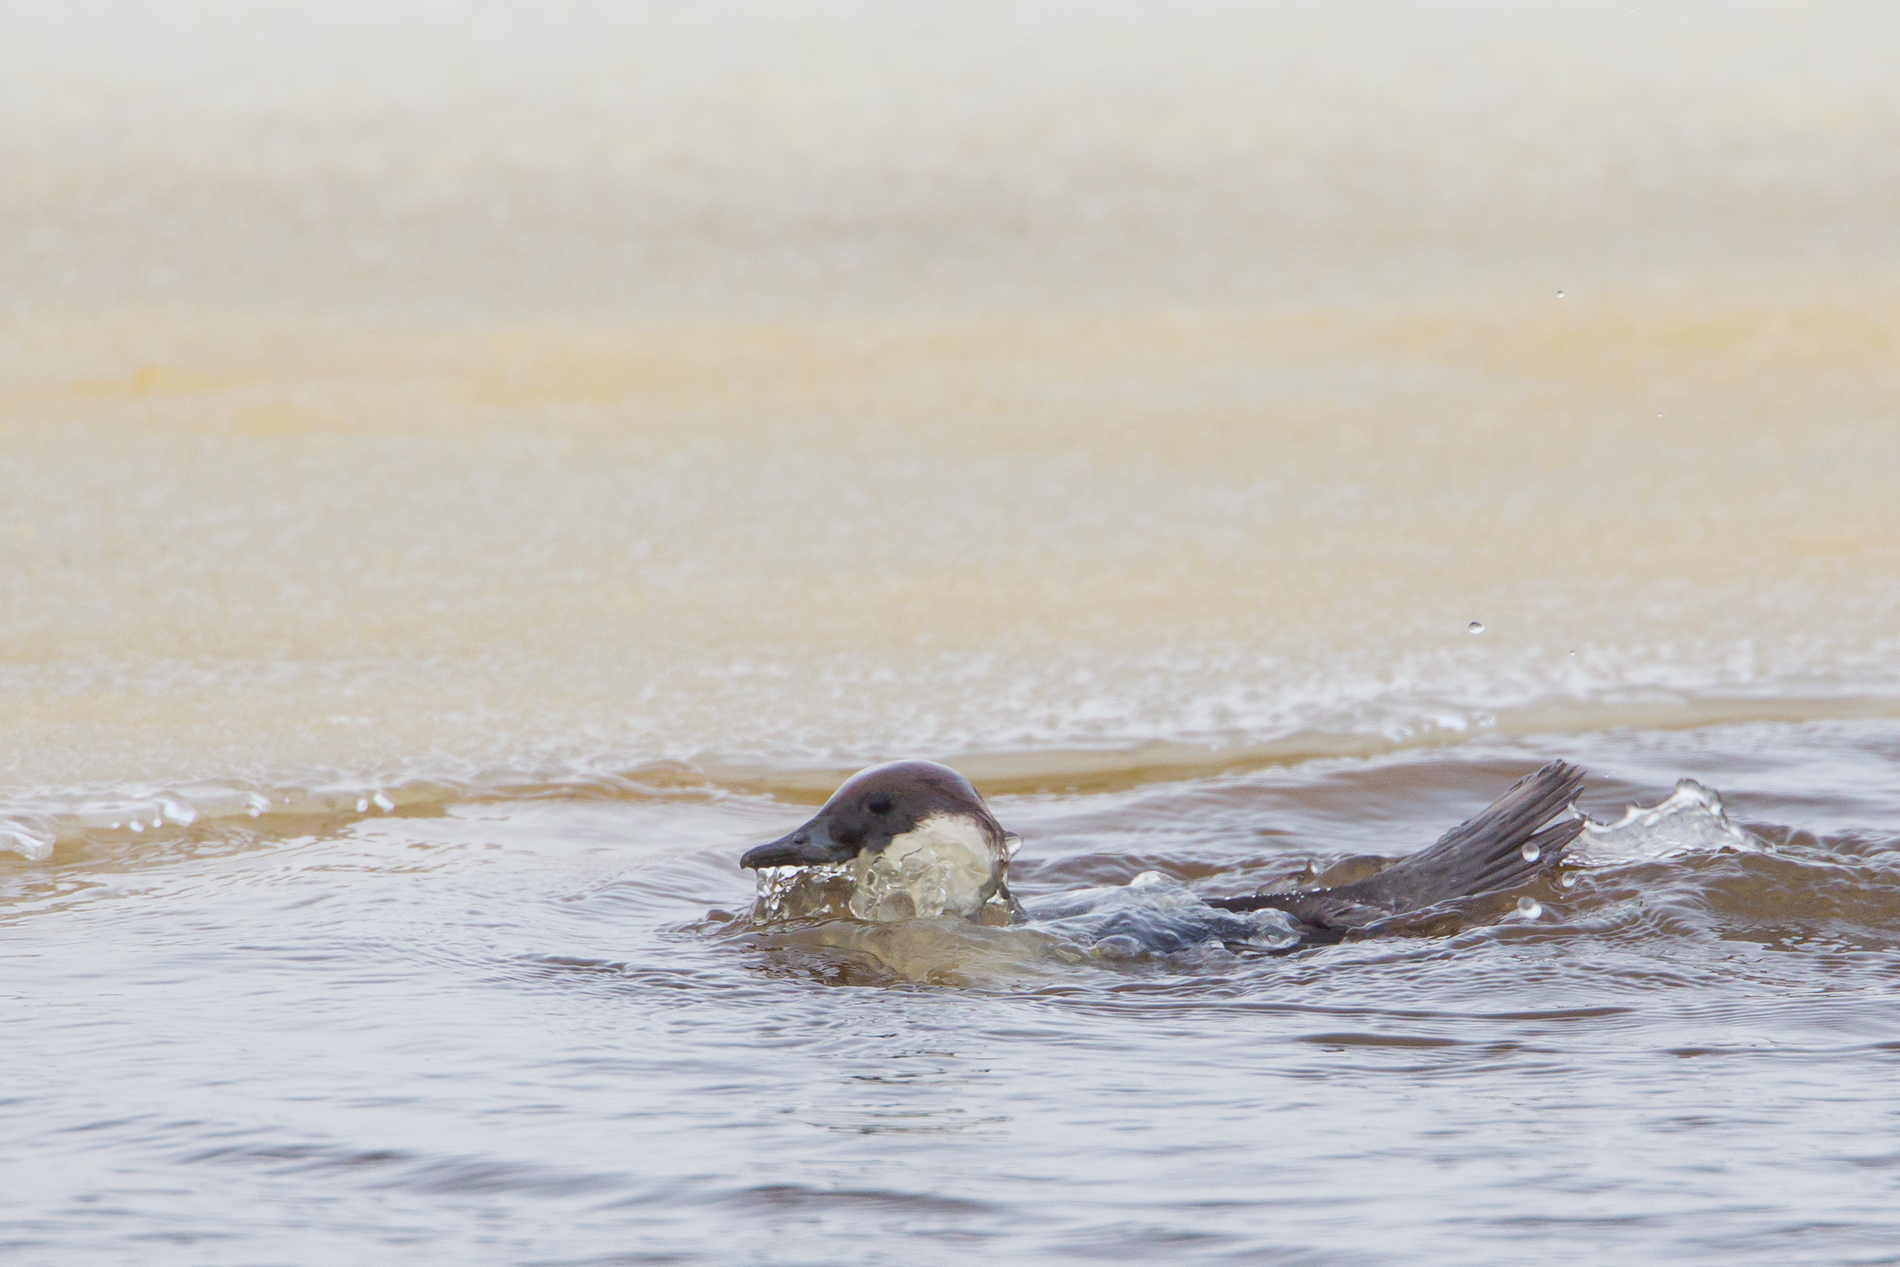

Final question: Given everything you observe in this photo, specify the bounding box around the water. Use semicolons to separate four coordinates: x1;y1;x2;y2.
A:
9;727;1900;1264
6;2;1900;1263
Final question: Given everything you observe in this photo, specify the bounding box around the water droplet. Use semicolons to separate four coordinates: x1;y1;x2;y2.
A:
1467;620;1485;634
372;792;395;813
1516;896;1542;919
109;822;121;830
129;820;144;833
355;798;369;813
1568;649;1577;656
1521;843;1541;863
1556;290;1565;299
1561;871;1579;889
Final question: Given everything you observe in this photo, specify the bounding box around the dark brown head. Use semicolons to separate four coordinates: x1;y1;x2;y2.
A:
740;760;1004;869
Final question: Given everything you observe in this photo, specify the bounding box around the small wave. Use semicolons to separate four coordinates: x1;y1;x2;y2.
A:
1576;778;1761;863
0;778;436;862
0;759;733;863
183;1137;628;1197
9;694;1898;864
713;1183;997;1216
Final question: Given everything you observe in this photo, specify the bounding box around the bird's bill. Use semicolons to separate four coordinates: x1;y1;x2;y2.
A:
739;814;856;869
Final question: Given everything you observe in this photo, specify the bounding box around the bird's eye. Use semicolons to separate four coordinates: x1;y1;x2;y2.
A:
866;795;893;815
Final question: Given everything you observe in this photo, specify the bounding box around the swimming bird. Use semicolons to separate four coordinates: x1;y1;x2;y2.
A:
740;759;1586;946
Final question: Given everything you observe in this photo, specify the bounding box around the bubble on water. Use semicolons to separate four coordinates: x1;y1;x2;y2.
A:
1467;620;1484;634
371;792;395;812
1515;896;1542;919
1520;843;1540;863
1560;871;1579;889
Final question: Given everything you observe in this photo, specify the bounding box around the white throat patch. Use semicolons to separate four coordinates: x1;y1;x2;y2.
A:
848;812;1005;921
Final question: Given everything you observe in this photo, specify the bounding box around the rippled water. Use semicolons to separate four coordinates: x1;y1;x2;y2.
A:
8;725;1900;1264
7;2;1900;1263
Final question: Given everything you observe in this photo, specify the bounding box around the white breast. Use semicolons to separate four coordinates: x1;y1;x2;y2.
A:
848;812;1005;921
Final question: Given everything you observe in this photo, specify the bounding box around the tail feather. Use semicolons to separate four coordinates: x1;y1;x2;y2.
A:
1209;761;1585;932
1459;816;1582;896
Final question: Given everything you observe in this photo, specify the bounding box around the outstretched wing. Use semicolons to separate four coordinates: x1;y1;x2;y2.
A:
1208;761;1585;932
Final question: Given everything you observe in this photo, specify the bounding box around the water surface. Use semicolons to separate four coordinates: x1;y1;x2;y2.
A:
9;725;1900;1264
5;3;1900;1263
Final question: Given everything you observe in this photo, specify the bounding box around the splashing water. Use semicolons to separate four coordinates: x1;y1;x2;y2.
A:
747;863;861;923
750;859;1301;965
1023;871;1303;955
1577;778;1761;862
849;820;1008;921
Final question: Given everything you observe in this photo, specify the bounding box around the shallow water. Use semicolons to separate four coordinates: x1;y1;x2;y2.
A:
7;2;1900;1263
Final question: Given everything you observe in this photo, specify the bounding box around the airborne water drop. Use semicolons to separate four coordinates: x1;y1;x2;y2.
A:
1521;843;1540;863
1468;621;1485;634
1516;896;1542;919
